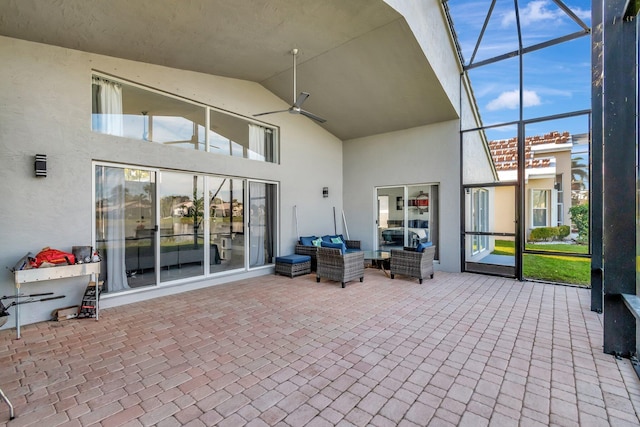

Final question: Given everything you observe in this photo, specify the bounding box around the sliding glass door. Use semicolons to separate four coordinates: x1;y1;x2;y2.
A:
376;184;438;255
96;163;278;294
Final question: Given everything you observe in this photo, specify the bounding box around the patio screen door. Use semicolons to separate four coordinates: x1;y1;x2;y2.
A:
463;184;517;277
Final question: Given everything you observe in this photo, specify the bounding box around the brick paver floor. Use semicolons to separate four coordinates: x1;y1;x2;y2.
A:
0;271;639;426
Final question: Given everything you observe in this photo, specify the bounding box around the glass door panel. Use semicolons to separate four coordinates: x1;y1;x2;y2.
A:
209;177;245;273
377;187;405;250
96;165;157;293
248;181;277;268
158;172;204;282
407;184;436;249
377;185;439;255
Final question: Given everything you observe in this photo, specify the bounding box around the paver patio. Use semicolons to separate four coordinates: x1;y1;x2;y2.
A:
0;270;639;426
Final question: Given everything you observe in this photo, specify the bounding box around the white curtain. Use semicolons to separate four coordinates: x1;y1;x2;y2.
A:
249;182;266;266
92;76;124;136
102;167;129;292
248;124;266;161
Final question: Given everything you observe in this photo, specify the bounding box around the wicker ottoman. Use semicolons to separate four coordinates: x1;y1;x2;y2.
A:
275;254;311;278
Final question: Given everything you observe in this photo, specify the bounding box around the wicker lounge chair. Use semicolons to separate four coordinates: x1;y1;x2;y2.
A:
390;245;436;284
295;238;361;271
316;247;364;288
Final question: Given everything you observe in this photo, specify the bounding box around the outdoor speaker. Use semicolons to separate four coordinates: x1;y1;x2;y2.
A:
323;187;328;198
34;154;46;177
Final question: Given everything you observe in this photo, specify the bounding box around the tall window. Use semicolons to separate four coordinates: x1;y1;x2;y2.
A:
91;74;278;163
556;174;564;226
532;190;549;227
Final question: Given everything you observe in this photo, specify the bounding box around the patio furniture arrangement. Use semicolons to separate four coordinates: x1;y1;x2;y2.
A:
390;243;436;284
316;247;364;288
295;234;361;271
275;254;311;278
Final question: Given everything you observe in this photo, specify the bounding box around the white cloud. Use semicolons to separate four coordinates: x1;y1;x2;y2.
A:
501;0;589;27
486;90;541;111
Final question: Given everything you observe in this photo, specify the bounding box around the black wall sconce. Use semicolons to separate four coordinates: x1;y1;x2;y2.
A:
323;187;328;198
34;154;47;178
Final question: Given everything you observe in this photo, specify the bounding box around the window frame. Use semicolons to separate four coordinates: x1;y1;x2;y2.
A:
91;72;279;163
531;189;550;228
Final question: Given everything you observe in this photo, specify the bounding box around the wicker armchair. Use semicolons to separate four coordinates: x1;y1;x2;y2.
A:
295;239;361;271
316;247;364;288
390;245;436;284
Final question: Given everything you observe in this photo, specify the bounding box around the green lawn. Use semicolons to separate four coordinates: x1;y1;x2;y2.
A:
492;240;591;286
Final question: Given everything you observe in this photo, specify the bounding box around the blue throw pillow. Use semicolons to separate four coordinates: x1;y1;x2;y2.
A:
321;241;346;254
416;242;433;252
300;236;317;246
322;234;344;243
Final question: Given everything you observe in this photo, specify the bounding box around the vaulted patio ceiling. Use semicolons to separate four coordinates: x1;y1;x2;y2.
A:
0;0;458;140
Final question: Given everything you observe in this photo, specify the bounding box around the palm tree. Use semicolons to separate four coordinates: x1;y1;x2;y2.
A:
571;156;588;191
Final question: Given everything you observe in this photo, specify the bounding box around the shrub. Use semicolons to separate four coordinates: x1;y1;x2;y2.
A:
530;227;557;241
569;203;589;243
557;225;570;239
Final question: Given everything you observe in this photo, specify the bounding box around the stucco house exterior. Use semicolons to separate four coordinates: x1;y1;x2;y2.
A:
490;131;575;239
0;0;495;328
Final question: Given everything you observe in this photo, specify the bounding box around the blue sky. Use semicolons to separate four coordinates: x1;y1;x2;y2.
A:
447;0;592;140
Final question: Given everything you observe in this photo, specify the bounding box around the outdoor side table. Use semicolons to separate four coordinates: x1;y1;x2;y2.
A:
275;254;311;278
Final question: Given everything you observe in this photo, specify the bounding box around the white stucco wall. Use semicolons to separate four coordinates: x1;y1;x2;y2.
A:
0;36;343;328
342;120;461;272
384;0;461;115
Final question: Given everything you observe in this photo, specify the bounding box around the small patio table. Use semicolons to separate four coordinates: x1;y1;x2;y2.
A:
363;250;391;276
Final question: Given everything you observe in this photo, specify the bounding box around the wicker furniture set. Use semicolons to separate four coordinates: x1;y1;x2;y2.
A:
294;235;361;271
284;235;435;287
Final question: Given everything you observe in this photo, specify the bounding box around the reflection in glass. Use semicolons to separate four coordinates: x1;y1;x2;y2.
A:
159;172;204;282
92;76;207;150
377;185;439;258
96;166;156;293
249;182;276;268
91;75;278;161
209;110;276;162
210;177;245;273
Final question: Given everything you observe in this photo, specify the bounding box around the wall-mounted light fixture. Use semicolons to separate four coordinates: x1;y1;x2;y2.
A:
34;154;47;178
323;187;328;198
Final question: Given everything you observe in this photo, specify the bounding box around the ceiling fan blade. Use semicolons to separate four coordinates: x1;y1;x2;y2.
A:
253;109;290;117
293;92;310;108
299;109;327;123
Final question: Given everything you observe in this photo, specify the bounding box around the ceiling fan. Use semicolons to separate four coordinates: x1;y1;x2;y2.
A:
253;48;326;123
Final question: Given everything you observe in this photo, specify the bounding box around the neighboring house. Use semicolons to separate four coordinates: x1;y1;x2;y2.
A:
489;131;574;239
0;0;494;328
